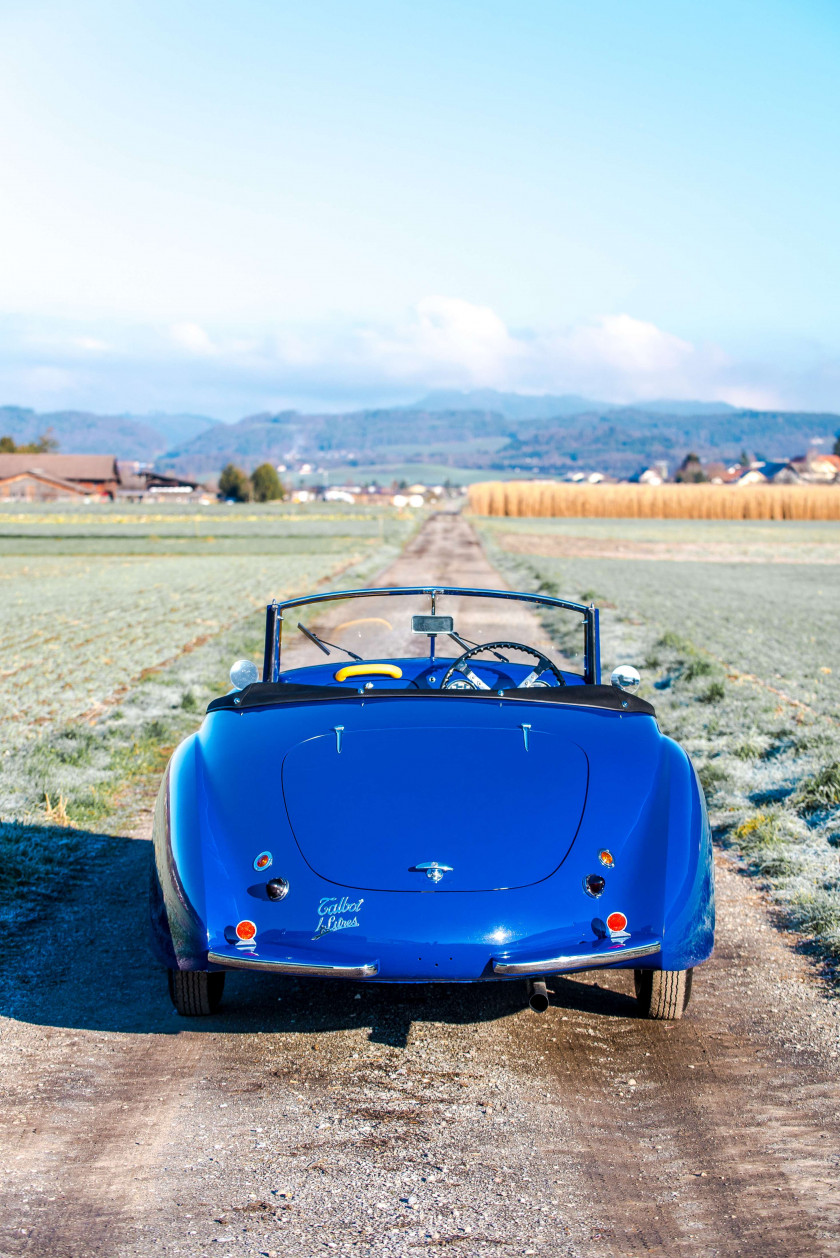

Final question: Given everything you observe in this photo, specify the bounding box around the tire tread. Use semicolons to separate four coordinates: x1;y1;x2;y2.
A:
168;969;225;1016
634;967;693;1019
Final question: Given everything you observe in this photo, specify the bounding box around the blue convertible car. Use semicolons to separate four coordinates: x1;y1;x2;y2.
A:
150;585;714;1020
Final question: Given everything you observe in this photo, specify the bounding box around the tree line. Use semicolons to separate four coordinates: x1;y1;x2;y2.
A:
0;432;58;454
218;462;285;502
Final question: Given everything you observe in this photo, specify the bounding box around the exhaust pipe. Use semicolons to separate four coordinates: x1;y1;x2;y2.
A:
527;978;550;1013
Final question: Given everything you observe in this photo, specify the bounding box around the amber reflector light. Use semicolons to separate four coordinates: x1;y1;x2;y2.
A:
598;849;614;867
235;919;257;940
606;911;627;932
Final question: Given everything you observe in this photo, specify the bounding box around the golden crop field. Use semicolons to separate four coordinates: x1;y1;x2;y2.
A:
468;480;840;520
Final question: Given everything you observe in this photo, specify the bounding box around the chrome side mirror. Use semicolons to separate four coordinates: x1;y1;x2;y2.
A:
610;665;641;694
230;659;260;690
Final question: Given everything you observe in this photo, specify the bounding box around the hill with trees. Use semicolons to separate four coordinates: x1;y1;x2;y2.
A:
157;400;839;480
0;407;218;462
0;394;837;480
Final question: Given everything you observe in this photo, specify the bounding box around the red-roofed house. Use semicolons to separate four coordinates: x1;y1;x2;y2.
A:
0;454;120;499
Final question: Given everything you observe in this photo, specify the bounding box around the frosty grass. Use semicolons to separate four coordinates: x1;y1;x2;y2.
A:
477;516;840;978
0;502;418;908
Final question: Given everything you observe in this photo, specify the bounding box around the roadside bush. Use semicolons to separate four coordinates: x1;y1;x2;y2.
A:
793;729;835;753
731;812;783;853
795;761;840;814
684;657;715;681
658;630;693;653
791;891;840;937
731;812;801;879
578;587;616;608
698;762;728;796
754;851;799;879
699;680;726;703
45;726;99;767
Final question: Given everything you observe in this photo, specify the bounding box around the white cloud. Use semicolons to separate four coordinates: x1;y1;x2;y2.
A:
0;301;836;415
169;322;216;355
354;296;525;389
344;303;745;405
562;315;694;376
71;336;109;353
714;384;780;410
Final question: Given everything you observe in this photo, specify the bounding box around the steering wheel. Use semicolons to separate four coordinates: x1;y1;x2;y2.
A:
440;640;566;691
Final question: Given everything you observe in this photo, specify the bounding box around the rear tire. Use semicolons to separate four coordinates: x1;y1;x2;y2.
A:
168;968;225;1016
634;968;693;1020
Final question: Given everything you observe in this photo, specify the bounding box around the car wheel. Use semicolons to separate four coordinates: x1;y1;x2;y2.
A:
634;967;693;1020
168;968;225;1016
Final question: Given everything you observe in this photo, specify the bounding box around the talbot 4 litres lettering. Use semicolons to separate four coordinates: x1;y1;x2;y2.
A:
312;895;364;941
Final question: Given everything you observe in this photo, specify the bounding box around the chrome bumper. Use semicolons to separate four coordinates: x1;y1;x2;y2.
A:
492;940;660;976
207;950;379;978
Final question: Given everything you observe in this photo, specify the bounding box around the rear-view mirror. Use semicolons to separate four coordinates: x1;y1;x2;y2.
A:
411;615;454;635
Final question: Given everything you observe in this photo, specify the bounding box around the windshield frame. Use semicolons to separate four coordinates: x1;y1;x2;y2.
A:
262;585;601;685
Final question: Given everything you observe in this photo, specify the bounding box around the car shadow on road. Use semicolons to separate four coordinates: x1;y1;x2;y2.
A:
0;823;640;1044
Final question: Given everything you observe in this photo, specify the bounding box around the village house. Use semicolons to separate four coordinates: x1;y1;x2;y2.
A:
805;453;840;482
0;453;121;500
114;461;206;502
636;465;669;485
0;453;206;502
0;468;90;501
704;459;804;486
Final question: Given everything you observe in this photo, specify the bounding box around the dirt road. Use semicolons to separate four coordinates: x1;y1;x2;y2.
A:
2;513;840;1258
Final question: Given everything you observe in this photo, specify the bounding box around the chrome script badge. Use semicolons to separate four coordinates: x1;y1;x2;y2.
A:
312;895;364;941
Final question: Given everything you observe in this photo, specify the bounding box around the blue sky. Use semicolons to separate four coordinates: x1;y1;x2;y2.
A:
0;0;838;417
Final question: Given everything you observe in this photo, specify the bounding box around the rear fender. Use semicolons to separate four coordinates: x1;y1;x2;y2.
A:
658;739;715;970
151;735;214;970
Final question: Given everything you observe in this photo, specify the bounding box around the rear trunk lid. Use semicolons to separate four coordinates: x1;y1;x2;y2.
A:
282;724;588;892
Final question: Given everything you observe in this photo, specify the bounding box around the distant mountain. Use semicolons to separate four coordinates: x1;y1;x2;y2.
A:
620;399;737;417
0;407;220;461
2;396;837;481
411;389;738;420
157;407;516;478
123;412;221;447
487;409;840;477
413;389;607;420
158;400;840;480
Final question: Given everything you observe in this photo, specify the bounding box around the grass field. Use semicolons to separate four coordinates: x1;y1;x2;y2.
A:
480;517;840;718
476;515;840;972
0;501;400;553
0;502;414;754
0;502;418;860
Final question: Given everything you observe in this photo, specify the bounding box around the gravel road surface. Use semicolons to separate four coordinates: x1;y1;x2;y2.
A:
2;513;839;1258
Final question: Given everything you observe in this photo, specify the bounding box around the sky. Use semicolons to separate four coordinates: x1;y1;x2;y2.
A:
0;0;839;419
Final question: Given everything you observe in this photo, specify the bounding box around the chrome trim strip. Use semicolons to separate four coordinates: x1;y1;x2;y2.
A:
275;585;589;616
207;950;379;978
492;940;660;976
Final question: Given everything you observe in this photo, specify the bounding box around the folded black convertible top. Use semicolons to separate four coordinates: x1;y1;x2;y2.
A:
207;681;654;716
